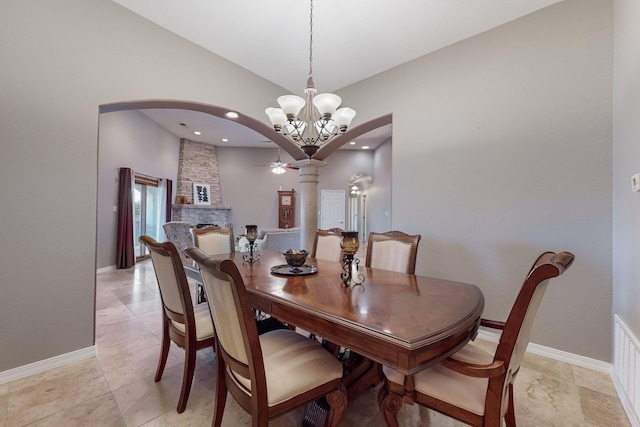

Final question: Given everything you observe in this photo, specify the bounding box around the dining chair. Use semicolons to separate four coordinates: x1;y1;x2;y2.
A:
192;226;235;303
311;228;344;262
365;230;421;274
184;246;348;427
162;221;196;264
378;251;575;427
306;228;344;343
139;235;215;414
193;225;235;256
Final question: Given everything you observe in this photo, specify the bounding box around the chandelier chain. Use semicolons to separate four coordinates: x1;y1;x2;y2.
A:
309;0;313;79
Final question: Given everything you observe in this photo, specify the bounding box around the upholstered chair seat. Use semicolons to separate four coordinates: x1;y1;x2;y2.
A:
230;329;344;406
170;303;215;341
382;342;493;416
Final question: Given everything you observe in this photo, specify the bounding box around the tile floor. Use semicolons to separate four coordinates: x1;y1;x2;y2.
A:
0;259;631;427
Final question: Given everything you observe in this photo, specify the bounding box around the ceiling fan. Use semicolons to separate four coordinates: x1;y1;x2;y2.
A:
259;148;299;174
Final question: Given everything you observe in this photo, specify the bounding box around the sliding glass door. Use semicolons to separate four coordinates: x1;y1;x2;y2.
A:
133;181;160;259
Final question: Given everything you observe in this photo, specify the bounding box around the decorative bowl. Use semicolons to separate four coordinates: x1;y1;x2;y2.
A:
283;250;308;267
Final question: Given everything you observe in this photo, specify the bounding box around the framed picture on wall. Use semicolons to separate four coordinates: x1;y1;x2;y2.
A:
193;183;211;205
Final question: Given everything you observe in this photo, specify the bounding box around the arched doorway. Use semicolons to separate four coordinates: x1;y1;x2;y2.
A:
98;99;391;260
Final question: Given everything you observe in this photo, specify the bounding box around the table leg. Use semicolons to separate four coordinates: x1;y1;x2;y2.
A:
302;356;382;426
377;386;403;427
343;357;382;402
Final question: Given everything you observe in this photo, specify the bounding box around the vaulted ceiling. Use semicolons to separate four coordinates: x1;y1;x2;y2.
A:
109;0;562;149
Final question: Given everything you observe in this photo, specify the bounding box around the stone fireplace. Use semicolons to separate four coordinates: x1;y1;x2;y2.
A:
171;138;231;226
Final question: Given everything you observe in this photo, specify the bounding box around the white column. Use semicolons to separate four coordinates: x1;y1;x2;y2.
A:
294;159;326;252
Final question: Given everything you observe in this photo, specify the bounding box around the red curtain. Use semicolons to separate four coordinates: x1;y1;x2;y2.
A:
116;167;135;269
165;178;173;222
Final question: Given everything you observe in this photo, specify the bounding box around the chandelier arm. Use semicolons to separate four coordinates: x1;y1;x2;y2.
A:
316;120;338;138
283;121;306;141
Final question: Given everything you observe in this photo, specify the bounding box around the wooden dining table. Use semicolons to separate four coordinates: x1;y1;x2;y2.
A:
191;250;484;424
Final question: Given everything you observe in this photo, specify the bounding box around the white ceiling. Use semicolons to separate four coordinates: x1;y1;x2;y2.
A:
112;0;562;149
138;108;392;151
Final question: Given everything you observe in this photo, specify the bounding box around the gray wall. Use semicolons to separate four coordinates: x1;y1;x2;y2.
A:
0;0;290;371
216;146;378;239
97;110;180;269
369;139;393;234
613;0;640;344
216;146;300;236
339;0;614;361
0;0;619;372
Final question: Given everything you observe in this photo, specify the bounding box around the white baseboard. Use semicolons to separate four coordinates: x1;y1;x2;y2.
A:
97;265;117;274
0;346;95;385
476;330;611;373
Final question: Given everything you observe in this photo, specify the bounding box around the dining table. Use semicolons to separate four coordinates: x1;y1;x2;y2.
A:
186;250;484;425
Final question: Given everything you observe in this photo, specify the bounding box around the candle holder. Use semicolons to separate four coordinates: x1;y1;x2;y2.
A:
340;231;364;287
242;224;261;264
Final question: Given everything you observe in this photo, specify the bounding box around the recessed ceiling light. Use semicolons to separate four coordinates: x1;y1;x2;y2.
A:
361;145;370;150
222;138;228;142
194;131;201;135
349;141;356;145
226;111;239;119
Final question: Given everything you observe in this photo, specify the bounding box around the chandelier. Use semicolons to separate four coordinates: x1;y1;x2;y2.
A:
265;0;356;158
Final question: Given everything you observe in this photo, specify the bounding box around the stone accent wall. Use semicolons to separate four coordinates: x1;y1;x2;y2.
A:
172;138;230;226
171;205;230;226
176;138;223;206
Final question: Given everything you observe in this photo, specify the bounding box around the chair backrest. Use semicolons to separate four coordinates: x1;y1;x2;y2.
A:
163;221;196;262
311;228;344;262
139;235;195;333
185;247;267;399
193;226;235;256
365;230;421;274
490;251;574;416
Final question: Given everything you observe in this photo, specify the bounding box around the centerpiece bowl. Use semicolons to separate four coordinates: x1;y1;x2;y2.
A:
283;249;308;267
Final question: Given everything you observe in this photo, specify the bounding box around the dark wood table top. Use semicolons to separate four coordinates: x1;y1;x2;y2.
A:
205;250;484;375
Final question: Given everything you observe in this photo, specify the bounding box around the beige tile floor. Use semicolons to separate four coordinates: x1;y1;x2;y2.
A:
1;260;631;427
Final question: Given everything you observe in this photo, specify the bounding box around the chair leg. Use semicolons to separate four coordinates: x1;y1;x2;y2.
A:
505;383;516;427
212;353;227;427
155;316;171;382
326;384;348;427
177;343;196;413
